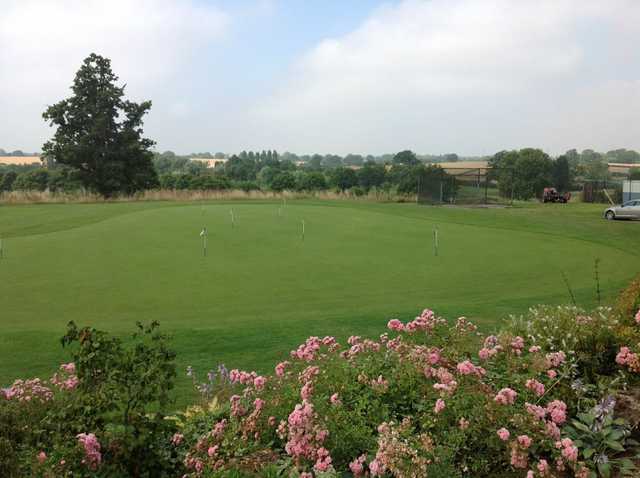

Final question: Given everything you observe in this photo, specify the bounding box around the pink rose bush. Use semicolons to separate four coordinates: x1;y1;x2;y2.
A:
169;306;640;477
4;302;640;477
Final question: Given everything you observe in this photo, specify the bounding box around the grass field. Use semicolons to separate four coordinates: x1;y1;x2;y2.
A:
1;200;639;405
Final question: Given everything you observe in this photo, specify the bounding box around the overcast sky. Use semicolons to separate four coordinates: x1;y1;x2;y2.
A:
1;0;639;156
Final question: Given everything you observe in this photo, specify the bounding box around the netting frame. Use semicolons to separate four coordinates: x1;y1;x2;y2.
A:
416;167;514;206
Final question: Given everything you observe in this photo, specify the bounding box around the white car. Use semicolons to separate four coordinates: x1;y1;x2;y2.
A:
604;200;640;220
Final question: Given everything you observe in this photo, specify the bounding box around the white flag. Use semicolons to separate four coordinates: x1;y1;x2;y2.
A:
200;229;206;237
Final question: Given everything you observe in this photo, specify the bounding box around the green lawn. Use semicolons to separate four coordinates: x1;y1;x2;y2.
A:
1;199;638;405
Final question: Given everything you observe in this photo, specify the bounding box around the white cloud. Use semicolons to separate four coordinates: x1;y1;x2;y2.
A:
0;0;229;151
251;0;640;155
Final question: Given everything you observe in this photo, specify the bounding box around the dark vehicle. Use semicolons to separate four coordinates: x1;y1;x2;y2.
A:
542;187;571;203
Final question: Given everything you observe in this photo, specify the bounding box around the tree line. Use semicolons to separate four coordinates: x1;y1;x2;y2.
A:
3;53;639;199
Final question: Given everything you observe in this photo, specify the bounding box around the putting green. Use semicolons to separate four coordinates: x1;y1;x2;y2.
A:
1;200;638;404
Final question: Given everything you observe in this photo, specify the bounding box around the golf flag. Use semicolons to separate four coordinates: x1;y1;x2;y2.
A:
200;228;206;237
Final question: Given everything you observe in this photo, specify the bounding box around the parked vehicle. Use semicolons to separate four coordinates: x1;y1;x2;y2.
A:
603;200;640;220
542;187;571;203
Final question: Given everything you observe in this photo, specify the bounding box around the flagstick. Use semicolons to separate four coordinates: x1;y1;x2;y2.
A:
230;209;235;229
301;220;305;241
433;227;439;257
0;237;3;259
201;227;208;257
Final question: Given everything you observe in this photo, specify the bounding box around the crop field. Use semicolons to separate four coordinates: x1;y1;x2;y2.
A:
1;200;639;404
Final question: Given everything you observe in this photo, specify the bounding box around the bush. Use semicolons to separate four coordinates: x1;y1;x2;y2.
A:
0;322;181;477
47;168;83;193
1;171;17;191
173;306;640;477
270;172;296;192
188;174;230;191
13;169;50;191
3;295;640;476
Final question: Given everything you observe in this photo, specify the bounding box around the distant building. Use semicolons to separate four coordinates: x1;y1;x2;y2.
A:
608;163;638;176
191;158;227;169
623;179;640;202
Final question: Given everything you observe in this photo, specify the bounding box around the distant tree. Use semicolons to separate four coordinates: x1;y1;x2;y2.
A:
442;153;459;162
513;148;554;200
257;166;279;188
224;155;257;181
185;160;209;175
357;162;387;191
42;54;158;197
159;173;177;189
629;168;640;180
489;149;553;199
322;155;343;169
553;155;571;192
579;150;609;180
605;148;640;164
309;154;323;171
329;167;357;191
0;148;6;156
0;171;17;191
281;152;299;163
392;150;420;166
10;150;25;157
214;152;226;159
296;171;327;191
344;154;364;167
270;171;296;191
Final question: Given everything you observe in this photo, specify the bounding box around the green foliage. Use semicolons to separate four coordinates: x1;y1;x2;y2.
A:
489;148;553;200
0;171;17;191
224;155;258;181
269;171;296;192
554;155;571;192
42;53;158;197
565;408;639;477
392;150;420;166
13;169;49;192
357;161;387;191
507;305;634;381
328;167;357;191
295;171;327;191
48;321;179;476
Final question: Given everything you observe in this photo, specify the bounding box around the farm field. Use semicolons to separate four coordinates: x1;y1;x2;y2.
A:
1;199;639;405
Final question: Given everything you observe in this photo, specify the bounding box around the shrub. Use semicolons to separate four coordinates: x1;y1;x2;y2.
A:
13;169;50;191
0;322;181;477
175;310;638;477
3;298;640;476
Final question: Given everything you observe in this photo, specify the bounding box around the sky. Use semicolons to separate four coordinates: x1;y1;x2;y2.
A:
1;0;639;156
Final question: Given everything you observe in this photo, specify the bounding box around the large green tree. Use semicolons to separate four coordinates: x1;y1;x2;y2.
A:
42;54;158;197
392;150;420;166
489;149;553;200
552;155;571;192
